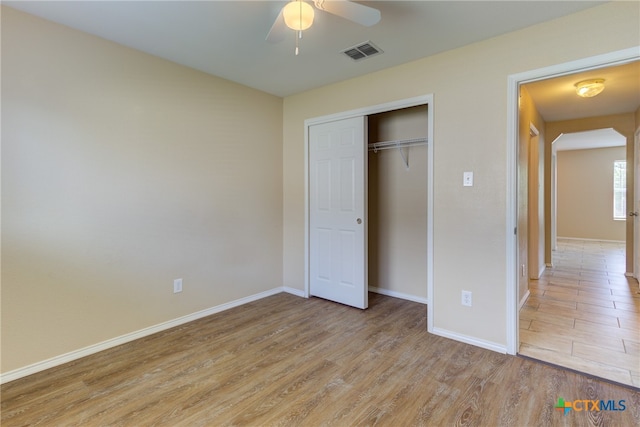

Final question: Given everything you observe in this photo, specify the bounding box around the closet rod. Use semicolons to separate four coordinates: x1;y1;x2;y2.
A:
367;137;428;152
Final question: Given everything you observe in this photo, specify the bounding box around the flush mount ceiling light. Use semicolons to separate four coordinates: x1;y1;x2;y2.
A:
574;79;605;98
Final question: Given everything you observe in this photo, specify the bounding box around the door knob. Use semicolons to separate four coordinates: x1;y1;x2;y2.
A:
630;212;639;217
356;218;362;224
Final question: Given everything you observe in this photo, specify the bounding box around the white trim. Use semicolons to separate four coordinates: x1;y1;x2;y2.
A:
304;95;434;332
304;96;431;127
0;287;294;384
283;286;306;298
556;236;625;243
368;286;428;305
506;46;640;356
538;264;546;279
635;128;640;279
432;327;507;354
426;96;435;335
519;290;531;310
303;116;310;299
551;152;558;251
506;70;519;355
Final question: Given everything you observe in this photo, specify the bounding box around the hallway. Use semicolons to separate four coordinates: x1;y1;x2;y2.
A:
519;238;640;388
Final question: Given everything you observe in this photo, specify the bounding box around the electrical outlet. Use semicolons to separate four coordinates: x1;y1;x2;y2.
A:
173;278;183;294
463;171;473;187
521;264;526;277
461;290;472;307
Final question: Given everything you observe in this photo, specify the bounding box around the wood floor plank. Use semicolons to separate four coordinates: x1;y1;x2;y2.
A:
578;286;614;297
548;277;580;287
540;284;580;296
572;341;640;372
577;301;638;321
574;294;617;308
618;316;640;333
521;307;576;328
527;296;577;310
537;302;620;328
519;329;573;354
611;288;640;298
574;319;640;341
526;319;626;352
614;300;640;312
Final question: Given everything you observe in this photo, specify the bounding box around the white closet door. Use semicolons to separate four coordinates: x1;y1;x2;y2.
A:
309;116;367;309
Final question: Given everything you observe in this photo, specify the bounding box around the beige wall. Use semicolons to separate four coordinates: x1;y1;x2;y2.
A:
282;2;639;347
1;7;283;373
546;113;637;271
368;106;428;299
557;147;627;241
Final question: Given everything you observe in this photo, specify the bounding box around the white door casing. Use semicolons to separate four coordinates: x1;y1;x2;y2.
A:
308;117;368;309
634;129;640;279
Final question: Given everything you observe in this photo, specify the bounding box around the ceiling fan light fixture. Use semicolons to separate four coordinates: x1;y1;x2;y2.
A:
283;0;315;31
574;79;605;98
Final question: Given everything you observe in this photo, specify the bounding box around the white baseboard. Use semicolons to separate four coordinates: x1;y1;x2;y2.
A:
282;286;305;298
557;236;625;243
431;327;507;354
368;286;428;305
0;286;296;384
519;290;531;309
538;264;546;278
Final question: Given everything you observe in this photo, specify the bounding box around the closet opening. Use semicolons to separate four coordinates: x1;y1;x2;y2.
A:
367;105;429;304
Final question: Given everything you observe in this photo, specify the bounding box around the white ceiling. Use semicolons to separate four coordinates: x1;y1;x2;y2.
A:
553;128;626;152
525;61;640;123
5;0;606;97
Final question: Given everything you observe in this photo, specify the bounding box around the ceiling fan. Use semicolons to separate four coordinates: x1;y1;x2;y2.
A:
266;0;381;54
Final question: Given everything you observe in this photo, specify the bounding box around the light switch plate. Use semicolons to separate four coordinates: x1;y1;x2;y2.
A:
463;171;473;187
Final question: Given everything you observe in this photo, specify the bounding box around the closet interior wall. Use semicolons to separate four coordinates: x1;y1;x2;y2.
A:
367;105;428;301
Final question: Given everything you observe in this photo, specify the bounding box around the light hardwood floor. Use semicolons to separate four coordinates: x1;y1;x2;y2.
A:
519;238;640;388
3;291;639;426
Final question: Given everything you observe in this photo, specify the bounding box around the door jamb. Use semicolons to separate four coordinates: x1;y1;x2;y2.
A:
528;123;541;281
635;128;640;279
304;95;434;330
506;47;640;355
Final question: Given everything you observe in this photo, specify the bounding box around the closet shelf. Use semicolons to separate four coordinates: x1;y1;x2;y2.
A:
368;137;428;170
367;137;427;152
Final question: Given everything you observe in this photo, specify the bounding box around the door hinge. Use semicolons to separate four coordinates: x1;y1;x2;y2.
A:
514;227;517;235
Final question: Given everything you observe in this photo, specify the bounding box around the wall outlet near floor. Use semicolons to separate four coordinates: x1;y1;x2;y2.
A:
461;290;472;307
522;264;526;277
173;278;183;294
463;171;473;187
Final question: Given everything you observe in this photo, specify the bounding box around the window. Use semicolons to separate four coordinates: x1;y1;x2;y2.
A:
613;160;626;220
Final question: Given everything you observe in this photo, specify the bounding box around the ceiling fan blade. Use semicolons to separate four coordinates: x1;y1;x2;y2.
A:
314;0;380;26
266;9;288;43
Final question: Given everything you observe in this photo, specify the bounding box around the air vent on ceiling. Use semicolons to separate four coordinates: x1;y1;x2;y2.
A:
341;41;383;61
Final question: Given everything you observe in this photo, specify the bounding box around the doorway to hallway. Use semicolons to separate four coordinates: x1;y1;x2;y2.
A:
507;49;640;386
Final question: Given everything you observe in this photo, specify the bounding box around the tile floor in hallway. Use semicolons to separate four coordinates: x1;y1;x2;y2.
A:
519;238;640;388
